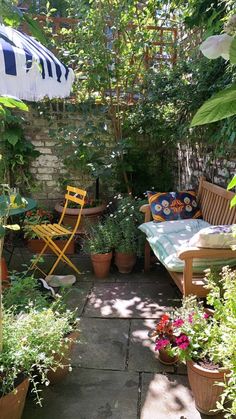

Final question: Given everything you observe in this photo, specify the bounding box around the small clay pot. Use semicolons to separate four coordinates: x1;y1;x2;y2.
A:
91;252;112;278
158;349;178;365
114;252;136;274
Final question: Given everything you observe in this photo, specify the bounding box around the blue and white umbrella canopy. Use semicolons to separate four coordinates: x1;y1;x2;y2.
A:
0;23;74;101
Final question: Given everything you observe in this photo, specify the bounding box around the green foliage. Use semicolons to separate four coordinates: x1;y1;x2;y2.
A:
204;267;236;418
0;109;40;192
3;272;51;313
191;84;236;126
0;304;75;403
107;195;146;254
84;219;114;254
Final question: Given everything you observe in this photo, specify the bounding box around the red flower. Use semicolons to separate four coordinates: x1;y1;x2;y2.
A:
161;314;170;323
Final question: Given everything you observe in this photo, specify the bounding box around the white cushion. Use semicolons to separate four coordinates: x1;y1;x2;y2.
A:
138;219;210;238
189;224;236;248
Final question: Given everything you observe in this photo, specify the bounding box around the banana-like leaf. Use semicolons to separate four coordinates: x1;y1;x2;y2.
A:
227;175;236;190
191;84;236;126
0;96;28;111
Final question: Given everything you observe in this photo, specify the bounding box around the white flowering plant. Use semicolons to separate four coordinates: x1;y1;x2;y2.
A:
191;14;236;127
107;195;146;254
0;304;77;405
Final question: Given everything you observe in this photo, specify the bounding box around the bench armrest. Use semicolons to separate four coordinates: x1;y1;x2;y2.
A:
178;247;236;260
140;204;152;223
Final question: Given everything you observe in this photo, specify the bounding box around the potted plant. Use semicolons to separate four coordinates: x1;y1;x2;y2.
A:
23;208;75;254
85;219;113;278
55;193;106;234
3;270;79;386
166;293;229;416
148;313;179;365
0;302;77;418
108;195;145;274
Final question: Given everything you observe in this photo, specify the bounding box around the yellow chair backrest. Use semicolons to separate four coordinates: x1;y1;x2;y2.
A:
58;186;87;233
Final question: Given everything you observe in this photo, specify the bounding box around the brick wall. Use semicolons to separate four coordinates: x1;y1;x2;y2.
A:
24;104;100;207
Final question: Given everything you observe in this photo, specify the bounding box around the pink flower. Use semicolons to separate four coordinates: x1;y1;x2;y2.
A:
155;338;170;351
173;318;184;327
176;334;190;350
188;314;194;324
203;312;210;319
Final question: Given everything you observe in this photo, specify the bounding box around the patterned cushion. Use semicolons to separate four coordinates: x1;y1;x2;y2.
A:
147;190;202;222
189;224;236;248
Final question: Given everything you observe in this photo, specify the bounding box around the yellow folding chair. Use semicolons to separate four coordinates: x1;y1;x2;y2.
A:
29;186;87;277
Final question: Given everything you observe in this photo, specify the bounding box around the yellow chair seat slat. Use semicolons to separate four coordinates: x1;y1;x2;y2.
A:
29;186;87;277
32;224;71;237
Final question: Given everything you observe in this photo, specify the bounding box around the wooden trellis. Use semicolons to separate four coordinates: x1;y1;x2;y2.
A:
21;16;178;69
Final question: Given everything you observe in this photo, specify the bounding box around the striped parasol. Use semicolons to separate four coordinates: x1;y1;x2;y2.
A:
0;23;74;101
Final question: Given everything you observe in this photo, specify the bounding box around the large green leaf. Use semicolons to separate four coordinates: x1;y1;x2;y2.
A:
229;37;236;64
191;85;236;126
227;175;236;191
0;97;28;111
230;195;236;208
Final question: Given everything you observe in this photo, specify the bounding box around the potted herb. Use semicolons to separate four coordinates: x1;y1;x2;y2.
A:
85;219;113;278
109;195;145;273
23;208;75;254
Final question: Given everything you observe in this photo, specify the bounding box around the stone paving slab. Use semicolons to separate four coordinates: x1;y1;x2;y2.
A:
140;373;225;419
141;373;199;419
113;266;173;284
84;282;180;319
23;369;139;419
128;319;175;373
72;318;129;370
63;283;93;316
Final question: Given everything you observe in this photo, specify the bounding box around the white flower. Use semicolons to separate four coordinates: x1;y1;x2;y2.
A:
199;34;233;60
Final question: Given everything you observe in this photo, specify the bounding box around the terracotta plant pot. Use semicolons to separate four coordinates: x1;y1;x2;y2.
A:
55;202;106;234
1;257;10;290
91;252;112;278
158;349;178;365
0;377;29;419
187;360;228;415
114;252;137;274
27;238;75;254
47;330;79;385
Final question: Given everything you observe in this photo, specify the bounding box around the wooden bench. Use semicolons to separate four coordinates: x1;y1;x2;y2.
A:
140;177;236;296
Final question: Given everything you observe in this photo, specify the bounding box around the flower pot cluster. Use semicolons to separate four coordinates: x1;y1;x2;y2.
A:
0;272;79;419
84;195;146;278
149;267;236;417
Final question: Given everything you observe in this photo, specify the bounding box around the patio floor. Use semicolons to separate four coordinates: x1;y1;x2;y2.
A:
5;245;225;419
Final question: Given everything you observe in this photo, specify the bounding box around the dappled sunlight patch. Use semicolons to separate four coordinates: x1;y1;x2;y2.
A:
141;374;195;419
85;283;176;318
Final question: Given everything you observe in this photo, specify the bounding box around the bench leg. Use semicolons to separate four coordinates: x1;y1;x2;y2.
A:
144;241;151;272
183;259;193;296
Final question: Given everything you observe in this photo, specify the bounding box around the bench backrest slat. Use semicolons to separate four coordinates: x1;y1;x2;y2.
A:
198;178;236;225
